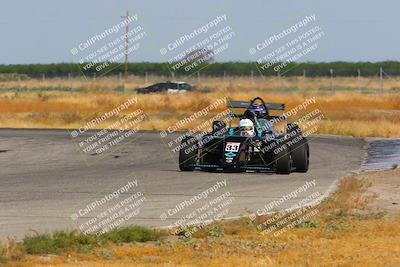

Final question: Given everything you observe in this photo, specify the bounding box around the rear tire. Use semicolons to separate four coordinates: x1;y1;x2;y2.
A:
276;144;292;174
179;136;198;171
291;139;309;172
286;123;309;173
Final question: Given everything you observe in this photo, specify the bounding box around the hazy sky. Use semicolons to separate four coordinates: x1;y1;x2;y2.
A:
1;0;398;64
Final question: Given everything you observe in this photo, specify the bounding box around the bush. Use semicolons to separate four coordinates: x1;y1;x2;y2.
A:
23;226;164;255
0;240;24;262
100;226;162;244
325;221;345;231
0;248;6;265
207;226;224;238
296;220;318;229
23;231;97;255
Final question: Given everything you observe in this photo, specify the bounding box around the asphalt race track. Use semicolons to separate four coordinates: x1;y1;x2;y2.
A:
0;129;365;239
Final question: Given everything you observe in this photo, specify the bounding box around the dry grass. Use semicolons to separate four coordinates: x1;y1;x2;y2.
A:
3;75;400;92
4;218;400;267
2;171;400;267
0;76;399;137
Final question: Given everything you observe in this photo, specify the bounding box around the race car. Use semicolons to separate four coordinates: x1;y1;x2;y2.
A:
178;97;309;174
136;81;193;94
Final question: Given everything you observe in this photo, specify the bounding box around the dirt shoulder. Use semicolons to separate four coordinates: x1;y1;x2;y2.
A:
362;168;400;215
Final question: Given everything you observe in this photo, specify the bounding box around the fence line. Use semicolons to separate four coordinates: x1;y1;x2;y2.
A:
6;67;400;94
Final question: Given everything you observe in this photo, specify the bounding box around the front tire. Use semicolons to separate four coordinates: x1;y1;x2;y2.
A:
286;123;309;173
276;144;292;174
291;139;309;172
179;136;198;171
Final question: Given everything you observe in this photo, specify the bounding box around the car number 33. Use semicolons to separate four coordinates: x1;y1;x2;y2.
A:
225;142;240;152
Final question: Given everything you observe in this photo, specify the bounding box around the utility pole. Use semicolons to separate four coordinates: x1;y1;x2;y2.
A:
277;70;281;90
357;69;361;92
68;73;72;90
121;10;130;80
379;67;384;93
330;69;334;92
18;75;21;91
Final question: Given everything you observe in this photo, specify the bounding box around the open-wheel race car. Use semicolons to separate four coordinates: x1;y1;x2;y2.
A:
178;97;309;174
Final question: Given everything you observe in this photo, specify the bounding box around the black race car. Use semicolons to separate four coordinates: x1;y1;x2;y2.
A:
178;97;309;174
136;81;193;94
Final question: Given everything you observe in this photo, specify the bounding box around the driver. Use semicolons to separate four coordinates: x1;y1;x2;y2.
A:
249;104;278;136
251;104;268;118
239;118;255;137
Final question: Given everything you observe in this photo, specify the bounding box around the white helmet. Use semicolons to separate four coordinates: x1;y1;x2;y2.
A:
239;119;255;137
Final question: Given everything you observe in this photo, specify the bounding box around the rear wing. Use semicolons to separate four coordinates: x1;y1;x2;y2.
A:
226;100;285;111
227;113;284;120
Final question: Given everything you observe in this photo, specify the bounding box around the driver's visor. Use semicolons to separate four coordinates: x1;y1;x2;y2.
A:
240;127;253;131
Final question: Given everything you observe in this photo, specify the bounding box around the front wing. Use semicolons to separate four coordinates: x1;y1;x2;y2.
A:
189;135;279;172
